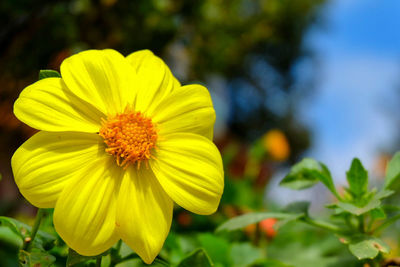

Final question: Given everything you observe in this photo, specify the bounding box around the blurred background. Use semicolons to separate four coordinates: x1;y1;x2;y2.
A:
0;0;399;265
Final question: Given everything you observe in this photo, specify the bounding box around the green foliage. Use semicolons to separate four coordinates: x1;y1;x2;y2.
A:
216;212;302;232
283;201;310;214
0;213;59;267
347;236;390;260
2;150;400;266
0;226;23;249
222;179;264;209
38;69;61;80
229;243;264;267
19;249;56;267
278;155;400;261
251;260;293;267
280;158;321;189
219;153;400;264
115;257;170;267
0;216;56;249
346;158;368;199
266;224;357;267
66;248;107;266
177;248;213;267
0;216;25;242
333;190;394;216
198;233;230;266
280;158;339;198
384;151;400;189
370;207;386;220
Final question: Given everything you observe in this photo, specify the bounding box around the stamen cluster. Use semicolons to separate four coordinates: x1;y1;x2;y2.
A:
99;109;157;169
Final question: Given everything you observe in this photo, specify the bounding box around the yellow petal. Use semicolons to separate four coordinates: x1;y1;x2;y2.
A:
126;50;181;114
125;50;154;72
116;167;173;264
11;131;104;208
61;49;137;115
152;84;215;140
53;157;123;256
14;78;103;132
150;133;224;215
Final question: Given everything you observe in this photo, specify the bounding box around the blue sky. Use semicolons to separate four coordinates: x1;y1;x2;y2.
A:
315;0;400;55
300;0;400;183
269;0;400;205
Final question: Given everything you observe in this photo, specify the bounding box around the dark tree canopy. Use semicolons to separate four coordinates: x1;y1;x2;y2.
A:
0;0;327;160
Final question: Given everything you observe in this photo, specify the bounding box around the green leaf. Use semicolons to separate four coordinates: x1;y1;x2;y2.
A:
336;198;379;216
19;249;56;267
370;207;386;220
216;212;302;232
66;248;91;266
319;163;340;197
229;243;263;267
274;202;310;229
153;258;170;266
348;235;389;260
346;158;368;199
280;158;321;189
197;233;230;265
251;259;294;267
384;151;400;189
375;189;394;199
0;216;56;249
113;255;169;267
0;226;23;249
381;204;400;213
0;216;24;240
283;201;310;214
38;69;61;80
335;190;394;216
66;248;109;266
280;158;339;198
177;248;213;267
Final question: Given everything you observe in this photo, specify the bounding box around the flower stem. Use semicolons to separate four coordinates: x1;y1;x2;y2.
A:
110;240;123;266
22;208;45;251
96;257;102;267
358;214;365;233
301;216;343;233
115;240;122;256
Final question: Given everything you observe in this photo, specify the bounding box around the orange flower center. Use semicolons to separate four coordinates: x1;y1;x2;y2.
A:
99;109;157;169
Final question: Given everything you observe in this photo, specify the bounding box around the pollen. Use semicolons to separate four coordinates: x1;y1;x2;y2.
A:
99;109;157;169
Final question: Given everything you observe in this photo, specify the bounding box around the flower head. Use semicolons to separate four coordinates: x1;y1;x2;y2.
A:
12;49;224;263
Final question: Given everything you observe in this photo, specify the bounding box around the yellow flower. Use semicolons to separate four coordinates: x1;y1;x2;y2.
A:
11;49;224;263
